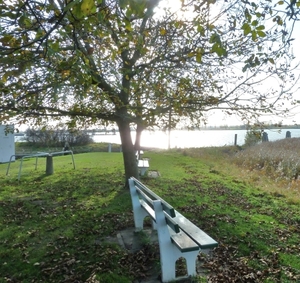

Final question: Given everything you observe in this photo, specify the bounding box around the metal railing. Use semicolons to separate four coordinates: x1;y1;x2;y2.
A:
6;151;75;181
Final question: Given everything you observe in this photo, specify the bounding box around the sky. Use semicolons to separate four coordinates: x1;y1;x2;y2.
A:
160;0;300;127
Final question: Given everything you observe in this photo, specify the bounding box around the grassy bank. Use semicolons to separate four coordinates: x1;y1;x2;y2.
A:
0;145;300;282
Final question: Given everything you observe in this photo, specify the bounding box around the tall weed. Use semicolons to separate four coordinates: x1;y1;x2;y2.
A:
234;138;300;190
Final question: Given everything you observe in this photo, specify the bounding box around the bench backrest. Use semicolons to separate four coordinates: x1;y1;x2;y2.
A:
130;177;176;217
129;177;218;251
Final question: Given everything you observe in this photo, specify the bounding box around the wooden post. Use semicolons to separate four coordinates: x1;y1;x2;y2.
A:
262;132;269;142
46;155;54;175
234;134;237;146
108;143;111;152
168;107;171;150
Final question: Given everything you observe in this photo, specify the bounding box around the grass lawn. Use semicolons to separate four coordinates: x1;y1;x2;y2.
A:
0;147;300;282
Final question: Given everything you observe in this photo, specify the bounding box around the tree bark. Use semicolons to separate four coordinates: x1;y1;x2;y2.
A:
134;123;144;151
117;119;139;187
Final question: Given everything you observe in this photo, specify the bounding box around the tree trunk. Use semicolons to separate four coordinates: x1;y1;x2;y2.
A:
134;123;144;152
117;119;139;187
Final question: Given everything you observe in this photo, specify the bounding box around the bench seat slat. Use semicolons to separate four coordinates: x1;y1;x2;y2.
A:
168;227;199;252
138;160;149;168
174;210;218;249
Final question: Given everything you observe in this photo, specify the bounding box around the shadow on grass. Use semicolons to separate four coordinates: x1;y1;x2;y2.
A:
0;169;162;283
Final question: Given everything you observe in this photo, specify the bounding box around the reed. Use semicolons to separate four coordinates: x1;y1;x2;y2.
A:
234;138;300;195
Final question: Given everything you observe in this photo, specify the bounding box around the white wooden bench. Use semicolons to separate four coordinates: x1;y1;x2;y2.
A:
136;151;149;176
129;177;218;282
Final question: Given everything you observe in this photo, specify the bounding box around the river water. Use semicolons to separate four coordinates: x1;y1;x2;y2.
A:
92;129;300;149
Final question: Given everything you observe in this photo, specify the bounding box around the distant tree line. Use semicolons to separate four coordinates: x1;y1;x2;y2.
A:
206;124;300;131
24;128;93;147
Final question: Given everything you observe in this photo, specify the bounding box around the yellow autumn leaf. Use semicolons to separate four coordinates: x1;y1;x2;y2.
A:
160;28;167;36
1;72;8;83
196;52;202;63
81;0;94;15
125;21;133;31
62;70;70;78
195;80;202;87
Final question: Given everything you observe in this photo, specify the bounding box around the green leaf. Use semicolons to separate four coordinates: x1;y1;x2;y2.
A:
2;72;9;83
132;0;147;17
35;29;45;39
256;25;265;31
18;15;32;28
257;30;266;37
119;0;128;9
211;43;226;57
50;41;60;52
251;31;257;41
242;64;249;72
209;33;220;44
208;24;215;31
72;3;84;19
244;8;252;21
197;25;205;36
241;23;251;36
297;1;300;8
81;0;95;16
251;20;258;26
196;52;202;63
277;0;284;4
125;20;133;31
268;58;275;64
63;0;80;12
0;34;14;45
273;16;283;26
125;7;132;18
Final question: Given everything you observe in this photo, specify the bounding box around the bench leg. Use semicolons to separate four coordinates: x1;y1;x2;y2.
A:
185;251;199;278
139;167;147;176
129;179;149;229
153;201;199;282
160;247;199;282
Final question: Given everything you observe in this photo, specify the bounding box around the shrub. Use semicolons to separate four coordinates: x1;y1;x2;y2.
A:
24;127;93;147
244;130;262;147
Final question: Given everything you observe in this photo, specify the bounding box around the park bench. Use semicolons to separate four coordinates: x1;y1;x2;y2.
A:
136;150;149;176
128;177;218;282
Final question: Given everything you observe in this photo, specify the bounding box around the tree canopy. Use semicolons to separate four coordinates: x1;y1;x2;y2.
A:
0;0;299;181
